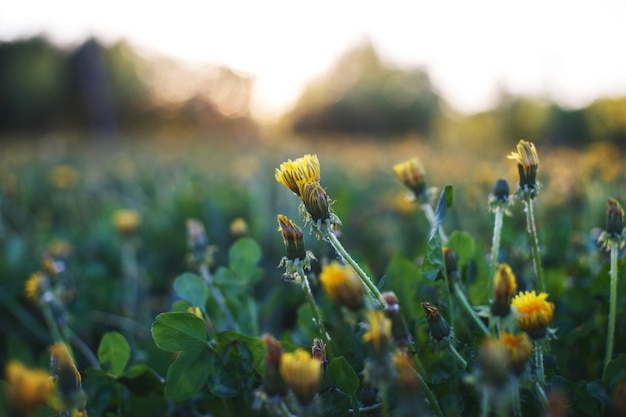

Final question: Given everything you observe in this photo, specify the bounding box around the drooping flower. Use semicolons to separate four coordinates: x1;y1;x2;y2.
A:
507;140;539;198
362;310;392;351
262;334;286;397
5;360;54;413
499;331;532;374
279;348;321;404
511;290;554;339
319;261;364;310
393;157;429;202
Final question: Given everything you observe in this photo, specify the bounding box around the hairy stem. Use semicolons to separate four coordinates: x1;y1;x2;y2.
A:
199;264;239;331
489;206;505;296
300;270;332;348
524;197;544;292
452;283;490;336
605;240;619;368
448;344;468;369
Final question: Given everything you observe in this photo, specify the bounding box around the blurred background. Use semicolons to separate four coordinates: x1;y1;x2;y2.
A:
1;0;625;370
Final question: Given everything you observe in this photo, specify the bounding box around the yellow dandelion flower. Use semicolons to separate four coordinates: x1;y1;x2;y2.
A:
49;165;78;189
499;331;532;374
25;272;44;302
5;360;54;413
362;310;392;351
279;348;321;403
229;217;248;237
507;140;539;195
113;209;141;235
275;154;320;196
511;290;554;339
393;157;428;200
319;261;364;310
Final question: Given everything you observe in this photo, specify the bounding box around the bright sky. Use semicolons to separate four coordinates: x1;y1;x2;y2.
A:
2;0;626;120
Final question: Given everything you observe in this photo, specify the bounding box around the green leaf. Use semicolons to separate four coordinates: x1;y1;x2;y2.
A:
327;357;359;395
432;185;453;236
447;231;475;268
422;232;444;282
164;347;213;402
173;273;209;313
209;341;257;398
151;312;208;352
229;237;261;282
98;331;130;377
216;331;265;373
118;364;165;397
603;354;626;389
383;252;421;320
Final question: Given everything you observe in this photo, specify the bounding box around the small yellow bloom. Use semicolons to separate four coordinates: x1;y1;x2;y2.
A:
511;290;554;339
275;154;320;196
187;306;203;319
499;331;532;374
279;349;321;403
113;209;141;235
5;360;54;413
392;351;419;390
50;343;83;404
49;165;78;189
362;310;392;351
507;140;539;196
319;261;364;310
393;157;428;200
229;217;248;237
25;272;44;302
491;263;517;317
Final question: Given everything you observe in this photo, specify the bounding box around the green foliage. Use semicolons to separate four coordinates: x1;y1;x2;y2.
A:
98;332;130;377
173;273;209;313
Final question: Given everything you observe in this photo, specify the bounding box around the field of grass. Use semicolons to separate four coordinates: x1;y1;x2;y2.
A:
1;134;625;417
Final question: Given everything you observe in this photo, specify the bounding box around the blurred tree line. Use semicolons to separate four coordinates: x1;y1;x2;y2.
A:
0;36;256;140
1;36;625;148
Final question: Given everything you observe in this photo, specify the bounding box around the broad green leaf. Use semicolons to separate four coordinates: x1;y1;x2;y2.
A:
209;341;257;398
164;347;212;402
173;273;209;313
151;312;208;352
422;232;444;282
118;364;165;397
603;354;626;389
383;253;420;320
327;357;359;395
586;380;610;409
318;390;352;417
447;231;474;268
229;237;261;282
216;331;265;373
98;331;130;377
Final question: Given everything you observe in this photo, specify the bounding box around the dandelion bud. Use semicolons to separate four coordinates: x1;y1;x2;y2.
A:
262;334;286;397
507;140;539;198
49;343;84;408
443;246;459;279
421;301;451;342
319;262;364;311
311;339;327;364
511;290;554;339
393;157;429;201
362;310;392;352
381;291;411;345
492;178;510;203
279;349;321;404
277;215;306;261
113;209;141;236
491;263;517;317
606;198;625;236
499;331;532;374
478;338;511;384
298;181;330;222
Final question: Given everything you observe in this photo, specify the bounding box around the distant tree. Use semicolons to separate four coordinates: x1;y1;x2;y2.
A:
288;41;441;137
585;98;626;148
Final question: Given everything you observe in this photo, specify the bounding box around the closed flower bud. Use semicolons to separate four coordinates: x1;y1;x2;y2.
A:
443;246;459;279
499;331;532;374
492;178;510;203
262;334;286;397
507;140;539;198
298;181;330;222
421;301;451;342
279;349;321;404
491;263;517;317
606;198;625;236
393;157;429;202
311;339;327;365
277;215;306;261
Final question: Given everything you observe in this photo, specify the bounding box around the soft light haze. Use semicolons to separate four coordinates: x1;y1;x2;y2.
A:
2;0;626;120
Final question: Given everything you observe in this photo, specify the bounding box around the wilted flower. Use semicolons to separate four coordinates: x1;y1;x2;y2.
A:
113;209;141;236
507;140;539;199
421;301;451;342
311;339;327;364
362;310;392;351
279;349;321;404
319;261;364;310
491;263;517;317
262;334;286;397
5;360;54;413
511;291;554;339
393;157;429;202
499;331;532;374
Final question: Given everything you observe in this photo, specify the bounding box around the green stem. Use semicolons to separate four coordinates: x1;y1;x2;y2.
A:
324;221;384;308
421;203;448;243
121;240;140;321
442;270;455;327
300;271;332;349
40;296;65;343
535;381;549;410
380;381;390;417
199;264;239;331
414;370;444;417
535;340;545;385
480;390;490;417
511;379;522;417
278;400;293;417
452;283;490;336
489;206;505;297
605;240;619;368
448;344;468;369
523;197;545;292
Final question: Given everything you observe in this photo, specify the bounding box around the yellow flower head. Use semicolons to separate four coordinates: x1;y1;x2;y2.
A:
319;261;364;310
511;290;554;339
499;331;532;374
25;272;45;302
275;154;320;196
229;217;248;237
392;350;419;391
507;140;539;197
491;263;517;317
279;348;321;403
362;310;392;351
187;306;203;320
393;157;428;200
49;165;78;189
5;360;54;413
113;209;141;235
478;337;511;384
49;343;82;404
